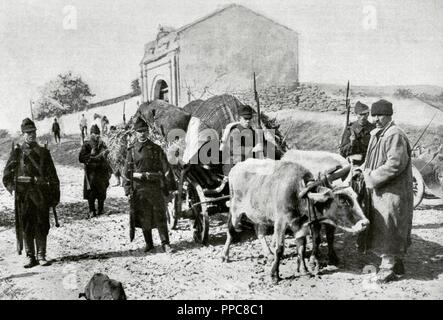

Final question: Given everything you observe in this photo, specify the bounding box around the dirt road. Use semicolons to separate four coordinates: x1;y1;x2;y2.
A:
0;160;442;300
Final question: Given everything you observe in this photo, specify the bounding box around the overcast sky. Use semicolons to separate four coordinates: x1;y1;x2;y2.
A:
1;0;442;127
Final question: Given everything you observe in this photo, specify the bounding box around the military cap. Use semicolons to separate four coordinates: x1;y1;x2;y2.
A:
371;99;393;116
354;101;369;115
133;117;149;131
21;118;37;133
238;105;253;119
90;124;101;135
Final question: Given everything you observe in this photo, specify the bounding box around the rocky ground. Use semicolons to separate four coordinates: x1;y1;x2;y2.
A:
0;156;442;300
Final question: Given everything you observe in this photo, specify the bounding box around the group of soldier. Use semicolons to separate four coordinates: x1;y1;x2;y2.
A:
2;98;414;283
2;116;177;268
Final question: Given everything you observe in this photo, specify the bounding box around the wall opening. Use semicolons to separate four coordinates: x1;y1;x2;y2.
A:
154;80;169;102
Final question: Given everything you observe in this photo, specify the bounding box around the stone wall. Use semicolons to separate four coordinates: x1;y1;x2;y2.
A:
231;83;348;114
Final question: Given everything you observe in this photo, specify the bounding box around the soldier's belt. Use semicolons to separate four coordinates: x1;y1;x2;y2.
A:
16;176;34;184
16;176;48;185
134;172;163;180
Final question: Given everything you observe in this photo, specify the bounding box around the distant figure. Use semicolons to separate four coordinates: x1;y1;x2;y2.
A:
101;115;109;135
52;118;61;144
79;125;112;218
93;113;101;128
79;114;88;143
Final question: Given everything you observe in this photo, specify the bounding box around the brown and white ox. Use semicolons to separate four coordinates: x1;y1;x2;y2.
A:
282;149;367;265
221;158;368;283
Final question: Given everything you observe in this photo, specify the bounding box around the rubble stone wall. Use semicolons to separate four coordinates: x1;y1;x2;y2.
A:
230;83;349;114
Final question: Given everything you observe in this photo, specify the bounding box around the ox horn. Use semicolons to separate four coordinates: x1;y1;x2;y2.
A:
307;187;333;203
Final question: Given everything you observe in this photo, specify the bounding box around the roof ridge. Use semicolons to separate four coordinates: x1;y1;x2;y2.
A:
177;3;298;35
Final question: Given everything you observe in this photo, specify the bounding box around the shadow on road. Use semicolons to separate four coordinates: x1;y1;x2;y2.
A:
52;248;148;264
322;232;443;282
0;272;40;282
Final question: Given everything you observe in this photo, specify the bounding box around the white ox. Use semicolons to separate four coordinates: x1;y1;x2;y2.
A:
221;158;369;283
281;149;367;265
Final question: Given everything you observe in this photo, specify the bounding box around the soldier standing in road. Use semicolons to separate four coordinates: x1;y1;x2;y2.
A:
79;124;112;218
79;114;88;143
123;117;177;253
359;99;414;283
339;101;376;165
2;118;60;268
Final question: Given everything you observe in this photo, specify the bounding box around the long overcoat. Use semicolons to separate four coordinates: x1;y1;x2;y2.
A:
2;142;60;253
123;139;177;234
363;121;414;255
79;139;112;201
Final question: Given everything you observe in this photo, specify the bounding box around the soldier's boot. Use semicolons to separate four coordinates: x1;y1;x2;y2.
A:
393;257;405;275
143;230;154;253
159;226;174;253
36;237;50;266
88;198;96;218
377;255;397;284
97;199;105;216
24;255;38;268
23;237;37;269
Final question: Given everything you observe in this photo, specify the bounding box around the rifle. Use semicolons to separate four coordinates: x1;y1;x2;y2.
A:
412;108;439;150
338;81;351;149
123;102;126;125
84;166;91;190
253;72;262;128
12;142;23;254
129;148;136;242
44;141;60;228
345;81;351;127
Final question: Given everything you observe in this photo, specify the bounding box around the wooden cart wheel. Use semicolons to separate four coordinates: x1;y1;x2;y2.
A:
412;165;425;208
166;192;178;230
190;182;210;246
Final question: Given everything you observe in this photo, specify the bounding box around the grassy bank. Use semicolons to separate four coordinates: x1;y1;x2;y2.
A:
278;114;443;153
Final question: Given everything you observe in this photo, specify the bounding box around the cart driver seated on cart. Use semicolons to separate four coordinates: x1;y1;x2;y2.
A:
219;105;268;176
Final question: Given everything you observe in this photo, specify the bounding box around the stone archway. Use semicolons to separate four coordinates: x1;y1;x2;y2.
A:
154;79;169;102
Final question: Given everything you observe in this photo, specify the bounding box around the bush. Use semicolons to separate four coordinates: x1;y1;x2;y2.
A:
394;88;414;99
0;129;9;139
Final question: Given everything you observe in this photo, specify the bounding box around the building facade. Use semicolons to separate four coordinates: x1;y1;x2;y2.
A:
140;4;299;107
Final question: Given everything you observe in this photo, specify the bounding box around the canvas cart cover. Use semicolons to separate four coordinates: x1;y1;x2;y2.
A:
182;94;278;163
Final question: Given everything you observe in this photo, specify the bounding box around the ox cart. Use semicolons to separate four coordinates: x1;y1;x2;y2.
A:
167;162;230;245
158;95;286;245
412;145;443;207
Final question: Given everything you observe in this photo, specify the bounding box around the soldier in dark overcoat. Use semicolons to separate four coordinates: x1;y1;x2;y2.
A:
79;124;112;218
123;117;177;253
2;118;60;268
339;101;376;165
